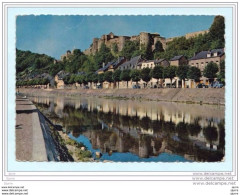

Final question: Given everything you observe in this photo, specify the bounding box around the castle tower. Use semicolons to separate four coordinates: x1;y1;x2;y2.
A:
140;32;150;49
98;39;104;51
153;36;167;51
118;36;127;51
92;38;99;54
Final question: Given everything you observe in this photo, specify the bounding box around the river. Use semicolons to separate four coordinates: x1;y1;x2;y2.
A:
29;95;225;162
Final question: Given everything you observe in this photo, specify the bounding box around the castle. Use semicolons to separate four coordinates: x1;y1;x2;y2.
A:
83;30;209;56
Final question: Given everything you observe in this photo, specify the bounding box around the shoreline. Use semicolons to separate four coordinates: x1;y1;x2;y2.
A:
19;87;225;106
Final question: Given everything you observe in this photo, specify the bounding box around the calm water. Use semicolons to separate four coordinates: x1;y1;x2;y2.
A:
30;96;225;162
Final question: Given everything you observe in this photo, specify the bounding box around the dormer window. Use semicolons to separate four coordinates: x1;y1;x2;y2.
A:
213;52;218;57
207;53;211;58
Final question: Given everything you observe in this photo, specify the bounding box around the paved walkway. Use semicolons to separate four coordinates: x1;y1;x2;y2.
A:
16;96;47;161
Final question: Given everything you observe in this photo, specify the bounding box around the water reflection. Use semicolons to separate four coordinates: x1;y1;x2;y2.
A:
30;96;225;162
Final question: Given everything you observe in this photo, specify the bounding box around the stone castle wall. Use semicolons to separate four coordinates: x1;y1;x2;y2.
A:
82;30;208;56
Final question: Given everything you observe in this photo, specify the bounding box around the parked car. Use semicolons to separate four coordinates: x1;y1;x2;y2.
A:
132;85;140;89
196;83;208;88
211;81;224;88
165;83;176;88
96;85;102;89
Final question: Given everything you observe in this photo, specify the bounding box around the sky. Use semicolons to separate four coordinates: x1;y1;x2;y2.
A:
16;15;215;59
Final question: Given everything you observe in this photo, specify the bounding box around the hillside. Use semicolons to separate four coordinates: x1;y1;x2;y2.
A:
16;49;54;79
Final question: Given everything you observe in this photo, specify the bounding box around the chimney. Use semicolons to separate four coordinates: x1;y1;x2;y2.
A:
102;62;105;68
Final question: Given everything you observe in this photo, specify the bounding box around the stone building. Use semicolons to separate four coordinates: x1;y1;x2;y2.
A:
188;49;225;72
138;59;169;69
170;55;188;66
54;70;69;89
60;50;72;61
84;32;167;55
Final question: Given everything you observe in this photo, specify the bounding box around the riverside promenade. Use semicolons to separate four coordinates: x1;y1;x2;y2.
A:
16;96;47;161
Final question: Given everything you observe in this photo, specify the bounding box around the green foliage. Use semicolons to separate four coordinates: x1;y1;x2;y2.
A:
49;62;64;76
113;69;122;82
209;15;225;48
16;49;53;73
176;65;189;81
92;73;99;84
65;50;87;73
81;57;96;73
130;69;141;83
112;43;119;54
151;65;164;80
141;43;153;60
120;40;140;60
63;75;71;84
164;66;177;80
94;43;114;69
120;69;131;82
16;78;49;86
217;60;225;84
203;62;219;81
187;66;201;82
74;74;87;85
98;74;104;84
68;75;76;84
103;71;113;83
141;68;152;84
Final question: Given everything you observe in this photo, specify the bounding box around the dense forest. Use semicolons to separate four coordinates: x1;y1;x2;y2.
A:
16;15;225;82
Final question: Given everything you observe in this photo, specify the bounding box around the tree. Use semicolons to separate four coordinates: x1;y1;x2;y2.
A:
73;49;82;56
203;62;219;84
103;71;113;88
112;43;118;54
217;60;225;85
141;67;151;88
120;69;131;88
176;65;189;88
154;41;164;53
141;43;153;60
151;65;164;86
92;73;99;85
63;75;70;84
113;69;122;88
94;43;114;69
187;66;201;83
98;74;104;85
209;15;225;48
68;75;76;84
120;40;140;60
130;69;141;86
164;66;177;88
86;72;95;88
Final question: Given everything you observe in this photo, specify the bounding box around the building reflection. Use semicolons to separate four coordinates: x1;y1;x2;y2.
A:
31;96;225;162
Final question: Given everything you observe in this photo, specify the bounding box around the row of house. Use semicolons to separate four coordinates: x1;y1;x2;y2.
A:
96;48;224;74
54;48;225;89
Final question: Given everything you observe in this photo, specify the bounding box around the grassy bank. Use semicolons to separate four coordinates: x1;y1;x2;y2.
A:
19;87;225;105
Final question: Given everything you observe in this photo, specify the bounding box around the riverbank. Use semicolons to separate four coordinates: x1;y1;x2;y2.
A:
19;87;225;105
16;96;47;161
16;95;94;162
